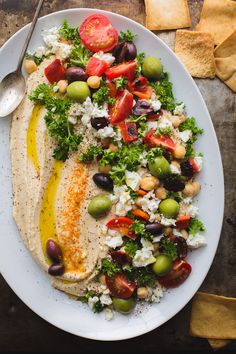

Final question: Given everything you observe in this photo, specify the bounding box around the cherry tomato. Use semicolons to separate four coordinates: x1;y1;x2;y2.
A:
105;273;136;298
144;129;176;152
130;76;148;89
189;158;199;173
106;80;117;97
132;209;150;221
109;90;133;125
119;121;138;143
86;57;108;76
132;86;153;100
111;250;131;265
176;215;191;229
147;111;163;121
44;59;65;84
158;259;192;288
106;217;136;239
105;61;137;81
128;76;153;99
80;14;118;52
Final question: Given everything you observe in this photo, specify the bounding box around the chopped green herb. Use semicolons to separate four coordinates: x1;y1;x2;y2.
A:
29;83;53;104
119;29;137;42
109;163;127;186
59;20;79;41
188;218;205;236
132;220;153;241
129;114;147;123
156;126;172;137
25;52;45;66
113;77;128;90
179;117;203;138
125;266;156;287
160;237;177;260
185;142;195;159
128;189;139;200
124;240;139;258
77;291;104;313
150;72;176;111
99;259;121;277
135;52;145;76
78;144;103;163
138;122;148;138
69;43;92;68
167;191;183;203
92;86;115;106
146;147;164;163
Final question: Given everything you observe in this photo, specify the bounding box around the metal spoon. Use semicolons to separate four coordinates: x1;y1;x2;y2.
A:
0;0;44;118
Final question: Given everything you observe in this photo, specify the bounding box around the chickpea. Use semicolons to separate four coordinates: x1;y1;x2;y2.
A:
183;183;195;197
192;181;201;196
57;80;68;94
24;59;37;74
109;143;119;152
137;287;149;299
164;227;172;236
98;274;106;285
173;144;186;159
179;114;187;123
155;187;167;200
87;75;101;89
98;165;111;173
181;230;188;240
171;115;181;128
140;176;159;191
171;160;180;169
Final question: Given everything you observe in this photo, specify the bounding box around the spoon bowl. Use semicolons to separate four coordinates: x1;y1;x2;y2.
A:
0;72;26;117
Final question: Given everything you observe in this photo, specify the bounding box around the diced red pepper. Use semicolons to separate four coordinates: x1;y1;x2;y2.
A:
176;215;191;229
105;61;137;81
86;57;109;76
44;59;65;84
119;121;138;143
189;158;199;173
144;129;176;152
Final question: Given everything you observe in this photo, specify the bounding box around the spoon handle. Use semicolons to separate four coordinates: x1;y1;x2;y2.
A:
17;0;45;72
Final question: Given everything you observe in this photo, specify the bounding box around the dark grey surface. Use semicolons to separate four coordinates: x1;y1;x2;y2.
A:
0;0;235;352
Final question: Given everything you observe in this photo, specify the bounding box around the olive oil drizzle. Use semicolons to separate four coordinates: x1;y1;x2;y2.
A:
27;105;42;175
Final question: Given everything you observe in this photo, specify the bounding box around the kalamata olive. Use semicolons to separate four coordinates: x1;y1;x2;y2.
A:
91;117;109;130
145;222;163;235
174;236;188;259
125;42;137;60
132;100;153;115
65;66;88;83
111;250;131;265
93;173;114;191
48;263;65;276
112;43;125;63
46;239;62;263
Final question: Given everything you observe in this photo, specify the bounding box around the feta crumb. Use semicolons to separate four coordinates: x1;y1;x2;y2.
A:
97;126;115;139
140;151;148;167
153;234;164;243
34;45;47;58
173;102;185;116
105;235;123;249
93;51;115;66
133;248;156;267
68;116;77;125
194;156;203;171
187;233;207;249
149;97;162;112
100;294;112;306
88;296;99;310
101;225;108;236
146;283;165;303
172;228;183;237
112;186;134;216
141;238;154;251
43;27;72;59
125;171;141;191
53;85;59;93
147;121;158;131
178;129;192;143
138;191;161;217
170;164;181;174
179;199;199;217
157;117;173;129
160;215;176;226
105;307;114;321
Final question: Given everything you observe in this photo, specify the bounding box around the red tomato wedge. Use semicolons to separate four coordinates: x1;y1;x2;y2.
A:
119;121;138;143
158;259;192;288
189;158;199;173
44;59;65;84
144;129;176;152
80;14;118;52
109;90;134;125
176;215;191;229
107;217;136;239
86;57;108;76
105;61;137;81
105;273;136;298
111;250;131;265
132;209;150;221
106;80;117;97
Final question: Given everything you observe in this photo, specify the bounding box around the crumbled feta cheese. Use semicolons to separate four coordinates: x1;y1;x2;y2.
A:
125;171;141;191
194;156;203;171
187;233;207;249
157;117;172;129
100;294;112;306
104;307;114;321
97;126;115;139
186;205;199;217
172;228;183;237
173;102;185;116
178;129;192;143
88;296;99;310
141;238;154;251
68;116;77;125
149;97;162;112
93;51;115;66
53;85;59;93
43;27;72;59
105;235;123;249
138;191;161;216
34;45;47;58
170;164;181;174
146;283;165;303
179;199;199;217
160;215;176;226
101;225;108;236
147;121;158;130
140;151;148;167
153;234;164;243
133;248;156;267
112;186;134;216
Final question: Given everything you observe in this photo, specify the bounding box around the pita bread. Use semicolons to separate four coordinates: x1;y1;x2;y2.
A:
195;0;236;45
190;292;236;340
208;339;232;351
145;0;191;30
214;29;236;92
175;30;215;78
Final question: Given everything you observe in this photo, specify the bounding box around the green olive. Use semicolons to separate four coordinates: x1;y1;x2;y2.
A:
112;297;135;314
67;81;91;102
142;56;163;80
152;254;172;276
159;198;179;218
88;195;112;218
148;156;170;178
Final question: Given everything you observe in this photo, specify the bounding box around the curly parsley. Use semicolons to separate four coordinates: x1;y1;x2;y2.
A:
59;20;79;41
99;259;121;277
135;52;145;76
78;144;103;163
125;266;156;287
25;52;45;66
119;29;137;42
150;72;176;111
179;117;204;158
113;77;128;90
160;237;177;260
132;220;153;241
69;43;92;68
124;240;139;258
188;218;205;236
92;86;115;106
156;126;172;137
146;147;165;163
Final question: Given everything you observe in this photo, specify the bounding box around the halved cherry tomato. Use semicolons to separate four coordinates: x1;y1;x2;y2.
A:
132;209;150;221
86;57;108;76
128;76;153;99
158;259;192;288
189;158;199;173
105;61;137;81
137;189;147;197
144;129;176;152
44;59;65;84
129;76;148;88
106;217;136;239
80;14;118;52
176;215;191;229
109;90;133;125
119;121;138;143
111;250;131;265
147;111;163;121
106;80;117;97
105;273;136;298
